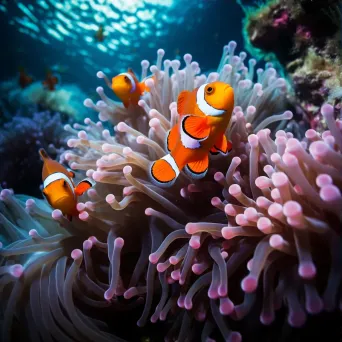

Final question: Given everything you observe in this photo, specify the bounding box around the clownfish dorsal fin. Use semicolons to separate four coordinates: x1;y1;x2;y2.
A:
127;68;135;75
177;90;191;115
39;148;50;161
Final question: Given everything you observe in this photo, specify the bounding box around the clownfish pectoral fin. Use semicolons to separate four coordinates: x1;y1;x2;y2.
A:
123;101;130;109
213;135;233;155
166;125;179;152
150;154;180;187
67;168;75;178
39;148;50;161
177;90;191;115
75;178;96;196
185;155;209;179
182;115;210;141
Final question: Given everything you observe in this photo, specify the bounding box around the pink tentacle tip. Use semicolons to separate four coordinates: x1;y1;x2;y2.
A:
157;263;168;272
208;288;219;299
124;287;137;299
29;229;38;237
79;211;89;221
71;249;82;260
298;262;316;279
229;184;241;196
320;185;341;202
114;237;124;249
51;209;63;220
171;269;181;281
288;311;306;327
106;194;115;204
184;298;193;310
269;234;284;248
189;235;201;249
123;165;132;175
221;226;234;240
211;197;221;206
83;240;93;250
218;284;228;297
185;223;197;234
214;171;225;182
321;103;334;117
241;275;258;293
10;264;24;278
104;290;114;301
228;332;242;342
219;298;234;315
145;207;154;216
260;312;274;325
225;204;237;216
0;189;12;200
177;295;185;308
26;199;35;208
307;297;323;314
283;201;302;218
76;203;85;212
149;253;158;264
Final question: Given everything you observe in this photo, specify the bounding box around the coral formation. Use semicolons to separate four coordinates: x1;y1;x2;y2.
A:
0;80;94;122
0;110;69;197
240;0;342;129
0;43;341;342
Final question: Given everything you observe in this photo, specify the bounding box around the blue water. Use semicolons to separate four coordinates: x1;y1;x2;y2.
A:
0;0;252;96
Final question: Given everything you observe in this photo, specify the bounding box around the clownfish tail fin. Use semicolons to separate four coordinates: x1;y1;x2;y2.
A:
39;148;50;161
150;154;180;187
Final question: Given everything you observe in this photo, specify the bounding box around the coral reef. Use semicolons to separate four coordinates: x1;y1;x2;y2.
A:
0;80;94;122
240;0;342;129
0;110;69;197
0;43;341;342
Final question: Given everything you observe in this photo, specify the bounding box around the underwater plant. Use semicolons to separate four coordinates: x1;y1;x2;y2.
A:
0;42;341;342
239;0;342;128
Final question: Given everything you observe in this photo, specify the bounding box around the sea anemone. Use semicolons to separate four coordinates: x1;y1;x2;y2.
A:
1;42;341;342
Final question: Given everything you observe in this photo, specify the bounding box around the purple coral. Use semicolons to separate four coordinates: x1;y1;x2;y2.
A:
0;110;69;197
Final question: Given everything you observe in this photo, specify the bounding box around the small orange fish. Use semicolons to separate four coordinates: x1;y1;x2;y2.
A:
150;81;234;187
111;69;153;108
39;149;95;219
42;70;58;91
18;67;33;89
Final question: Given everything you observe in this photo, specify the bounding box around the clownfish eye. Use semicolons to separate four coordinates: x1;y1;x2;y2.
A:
206;86;214;94
124;76;129;81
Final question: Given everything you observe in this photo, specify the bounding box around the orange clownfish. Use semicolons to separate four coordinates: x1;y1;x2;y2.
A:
42;71;58;91
39;149;95;219
111;69;152;108
150;81;234;187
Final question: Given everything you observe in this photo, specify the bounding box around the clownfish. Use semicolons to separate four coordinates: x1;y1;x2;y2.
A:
111;69;153;108
39;149;95;219
150;81;234;187
42;70;58;91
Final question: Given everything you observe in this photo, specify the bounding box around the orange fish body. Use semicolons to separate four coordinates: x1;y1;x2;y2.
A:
111;69;152;108
42;71;58;91
39;149;95;218
150;81;234;186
